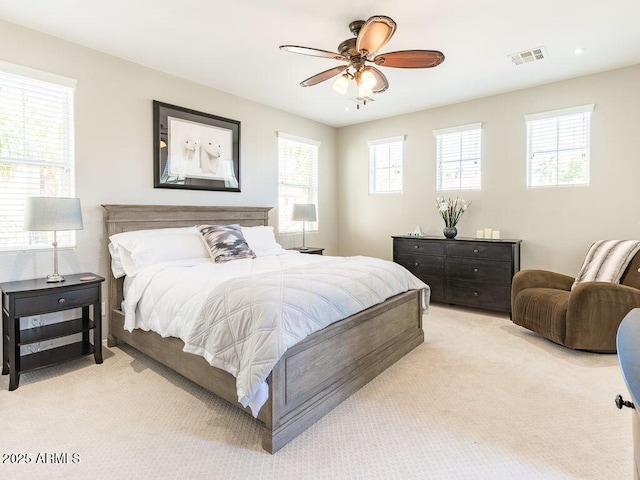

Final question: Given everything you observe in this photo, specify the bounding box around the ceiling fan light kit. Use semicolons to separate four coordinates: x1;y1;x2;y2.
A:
280;15;445;109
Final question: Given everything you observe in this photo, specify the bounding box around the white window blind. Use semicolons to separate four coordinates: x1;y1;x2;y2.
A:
277;132;319;234
434;123;482;191
525;105;593;187
368;136;404;194
0;63;76;251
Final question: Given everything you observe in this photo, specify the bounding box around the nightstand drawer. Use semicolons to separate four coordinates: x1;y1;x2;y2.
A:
14;285;100;316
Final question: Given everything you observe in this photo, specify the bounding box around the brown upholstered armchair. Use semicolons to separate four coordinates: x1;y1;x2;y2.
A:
511;251;640;352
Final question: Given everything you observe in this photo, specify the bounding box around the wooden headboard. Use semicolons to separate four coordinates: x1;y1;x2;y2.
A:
102;204;271;235
101;204;272;318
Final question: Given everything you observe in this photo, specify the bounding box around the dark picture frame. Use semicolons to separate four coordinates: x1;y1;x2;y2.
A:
153;100;241;192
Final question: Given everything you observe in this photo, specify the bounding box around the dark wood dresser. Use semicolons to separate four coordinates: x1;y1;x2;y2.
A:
392;236;521;312
616;308;640;480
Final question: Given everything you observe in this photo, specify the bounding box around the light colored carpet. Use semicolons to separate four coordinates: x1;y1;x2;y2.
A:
0;305;633;480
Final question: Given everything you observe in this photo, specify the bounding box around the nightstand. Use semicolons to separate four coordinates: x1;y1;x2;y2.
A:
1;273;105;391
288;247;325;255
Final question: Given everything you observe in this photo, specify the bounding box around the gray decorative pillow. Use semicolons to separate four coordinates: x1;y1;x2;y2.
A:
197;224;256;263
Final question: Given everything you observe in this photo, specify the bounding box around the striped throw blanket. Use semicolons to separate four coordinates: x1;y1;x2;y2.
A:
572;240;640;290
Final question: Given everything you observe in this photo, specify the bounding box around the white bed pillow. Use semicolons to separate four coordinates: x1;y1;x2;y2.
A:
108;242;127;278
109;226;209;277
241;226;285;256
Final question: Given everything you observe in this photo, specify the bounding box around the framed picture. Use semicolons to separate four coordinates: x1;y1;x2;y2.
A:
153;100;241;192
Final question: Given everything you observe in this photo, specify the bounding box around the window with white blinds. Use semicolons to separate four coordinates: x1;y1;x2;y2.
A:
525;105;593;187
368;136;404;194
0;63;76;252
434;123;482;191
277;132;319;234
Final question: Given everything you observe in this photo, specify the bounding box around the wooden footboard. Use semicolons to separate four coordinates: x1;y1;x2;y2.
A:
108;289;423;453
103;205;425;453
264;289;422;452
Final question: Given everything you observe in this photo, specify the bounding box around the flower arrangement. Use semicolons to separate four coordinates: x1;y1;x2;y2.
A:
435;196;470;227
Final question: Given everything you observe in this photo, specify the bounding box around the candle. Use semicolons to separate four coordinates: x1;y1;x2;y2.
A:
492;230;501;239
476;230;484;238
484;228;492;238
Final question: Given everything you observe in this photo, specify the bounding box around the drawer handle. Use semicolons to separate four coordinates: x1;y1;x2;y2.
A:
58;298;66;305
473;249;479;253
414;263;419;267
414;245;419;249
473;268;479;273
473;292;479;296
615;394;635;410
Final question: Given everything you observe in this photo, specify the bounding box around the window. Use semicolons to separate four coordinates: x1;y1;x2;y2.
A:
525;104;593;187
277;132;319;234
368;136;404;194
0;62;76;251
434;123;482;191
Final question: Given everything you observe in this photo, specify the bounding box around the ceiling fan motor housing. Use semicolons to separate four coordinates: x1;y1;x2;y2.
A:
349;20;366;36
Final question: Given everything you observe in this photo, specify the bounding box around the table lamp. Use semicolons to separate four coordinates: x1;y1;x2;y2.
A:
292;203;316;251
23;197;84;282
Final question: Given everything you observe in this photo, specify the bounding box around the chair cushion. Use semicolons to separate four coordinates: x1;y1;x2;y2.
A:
512;288;570;346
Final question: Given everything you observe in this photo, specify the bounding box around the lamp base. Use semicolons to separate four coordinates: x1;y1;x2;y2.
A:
46;273;66;283
298;246;309;251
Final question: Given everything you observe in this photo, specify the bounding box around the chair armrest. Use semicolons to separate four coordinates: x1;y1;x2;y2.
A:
511;270;575;317
569;282;640;311
511;268;574;301
565;282;640;351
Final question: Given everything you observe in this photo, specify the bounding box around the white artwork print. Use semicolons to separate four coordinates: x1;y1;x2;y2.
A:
167;117;238;187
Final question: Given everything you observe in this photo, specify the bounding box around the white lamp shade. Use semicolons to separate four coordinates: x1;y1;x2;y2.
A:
292;203;317;222
360;69;377;89
24;197;84;231
332;75;349;95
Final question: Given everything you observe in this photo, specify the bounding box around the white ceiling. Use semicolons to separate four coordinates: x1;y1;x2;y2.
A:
1;0;639;127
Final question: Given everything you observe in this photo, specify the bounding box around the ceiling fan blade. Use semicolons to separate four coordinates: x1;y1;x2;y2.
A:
300;65;348;87
280;45;348;62
356;16;397;56
364;66;389;93
373;50;445;68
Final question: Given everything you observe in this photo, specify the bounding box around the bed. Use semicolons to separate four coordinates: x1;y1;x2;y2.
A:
102;204;426;453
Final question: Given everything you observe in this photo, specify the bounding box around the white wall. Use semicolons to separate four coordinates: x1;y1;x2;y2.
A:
336;64;640;276
2;17;640;353
0;20;338;288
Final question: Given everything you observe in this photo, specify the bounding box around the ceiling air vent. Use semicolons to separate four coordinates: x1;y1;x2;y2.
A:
509;46;547;66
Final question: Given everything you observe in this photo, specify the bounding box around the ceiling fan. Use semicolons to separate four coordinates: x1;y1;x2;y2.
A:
280;15;445;108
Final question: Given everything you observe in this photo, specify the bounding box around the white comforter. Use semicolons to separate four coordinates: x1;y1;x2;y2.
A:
123;252;429;415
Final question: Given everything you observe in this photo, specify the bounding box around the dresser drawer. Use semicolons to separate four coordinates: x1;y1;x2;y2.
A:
446;242;513;261
445;280;511;311
446;258;513;286
394;238;445;256
14;285;100;316
394;254;444;277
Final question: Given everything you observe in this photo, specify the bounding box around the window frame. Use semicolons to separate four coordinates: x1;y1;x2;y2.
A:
0;61;77;253
433;123;482;192
525;104;594;188
277;132;320;235
368;135;405;195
